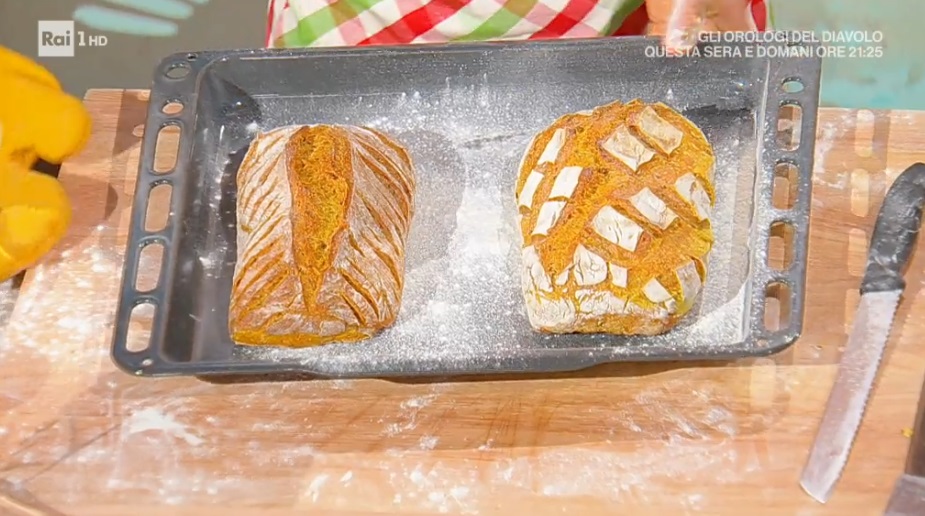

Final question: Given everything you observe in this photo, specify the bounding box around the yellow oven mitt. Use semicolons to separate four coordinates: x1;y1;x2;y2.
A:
0;46;91;282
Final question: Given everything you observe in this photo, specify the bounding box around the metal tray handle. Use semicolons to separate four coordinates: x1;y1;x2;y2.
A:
111;53;203;375
751;39;820;355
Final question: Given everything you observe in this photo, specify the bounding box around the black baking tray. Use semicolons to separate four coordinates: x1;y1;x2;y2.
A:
111;36;822;378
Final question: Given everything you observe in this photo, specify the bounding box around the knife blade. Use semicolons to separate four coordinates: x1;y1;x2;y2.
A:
884;351;925;515
800;162;925;504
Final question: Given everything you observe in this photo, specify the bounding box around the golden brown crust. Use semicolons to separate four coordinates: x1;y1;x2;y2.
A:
515;99;715;335
230;124;416;348
287;126;354;308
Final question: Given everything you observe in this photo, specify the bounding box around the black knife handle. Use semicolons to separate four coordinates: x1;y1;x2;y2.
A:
860;162;925;295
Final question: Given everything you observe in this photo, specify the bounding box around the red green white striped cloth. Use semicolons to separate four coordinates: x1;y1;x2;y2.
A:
266;0;768;48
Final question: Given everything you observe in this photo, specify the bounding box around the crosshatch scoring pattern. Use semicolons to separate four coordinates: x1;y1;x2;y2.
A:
515;101;716;335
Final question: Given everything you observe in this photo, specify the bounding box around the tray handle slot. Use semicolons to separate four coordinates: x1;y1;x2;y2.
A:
135;239;165;293
125;300;156;355
113;292;161;374
144;180;172;232
776;100;804;151
113;229;170;374
162;99;184;116
152;123;182;174
767;220;795;271
756;114;805;347
772;160;799;210
762;280;793;334
780;77;804;94
113;136;180;374
114;52;201;375
750;51;822;354
164;60;192;80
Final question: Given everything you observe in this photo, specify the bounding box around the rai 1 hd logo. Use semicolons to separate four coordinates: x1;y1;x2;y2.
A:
37;20;108;57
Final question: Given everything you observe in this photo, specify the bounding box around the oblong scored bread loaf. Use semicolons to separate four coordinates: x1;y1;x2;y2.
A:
230;124;416;348
515;99;715;335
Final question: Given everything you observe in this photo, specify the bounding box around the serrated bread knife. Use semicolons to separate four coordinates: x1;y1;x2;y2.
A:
800;162;925;504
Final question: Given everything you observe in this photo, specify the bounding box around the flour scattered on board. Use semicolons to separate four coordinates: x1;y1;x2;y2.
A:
419;435;439;450
813;121;838;172
274;379;757;513
0;226;119;374
124;407;204;446
384;394;438;436
1;311;767;513
305;474;329;503
811;112;857;189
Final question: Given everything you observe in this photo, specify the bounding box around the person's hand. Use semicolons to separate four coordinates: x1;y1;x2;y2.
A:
646;0;757;53
0;46;91;282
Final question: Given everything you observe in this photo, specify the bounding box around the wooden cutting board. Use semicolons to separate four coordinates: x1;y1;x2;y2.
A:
0;89;924;515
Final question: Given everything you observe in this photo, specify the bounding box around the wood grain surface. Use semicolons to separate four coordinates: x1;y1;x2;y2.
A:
1;90;924;515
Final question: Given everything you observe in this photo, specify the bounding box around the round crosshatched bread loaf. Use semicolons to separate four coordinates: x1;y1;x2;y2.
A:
514;99;715;335
230;124;416;348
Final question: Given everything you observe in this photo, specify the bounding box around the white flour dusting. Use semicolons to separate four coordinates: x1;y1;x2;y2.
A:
304;474;329;503
0;340;779;513
383;394;438;436
0;306;779;512
419;435;439;450
1;227;119;354
124;407;204;446
811;111;857;189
